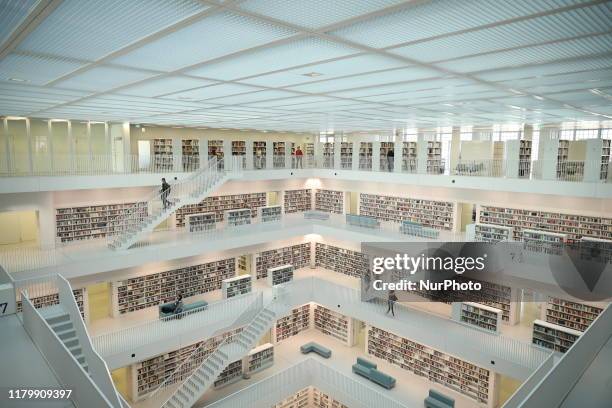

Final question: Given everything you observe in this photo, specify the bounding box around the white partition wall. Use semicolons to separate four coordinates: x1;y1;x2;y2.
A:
351;141;360;171
371;141;381;172
245;140;254;170
266;139;274;169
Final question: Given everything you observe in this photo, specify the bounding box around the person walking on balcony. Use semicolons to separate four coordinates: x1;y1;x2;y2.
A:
386;290;398;316
291;147;296;168
295;146;304;169
387;148;394;171
255;148;263;169
161;178;171;210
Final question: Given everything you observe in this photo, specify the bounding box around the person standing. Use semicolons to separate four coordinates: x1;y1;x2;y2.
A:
291;147;296;169
295;146;304;169
387;148;394;171
386;290;398;316
161;178;171;209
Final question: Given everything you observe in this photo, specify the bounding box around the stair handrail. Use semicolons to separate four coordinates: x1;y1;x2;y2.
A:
150;291;263;400
57;275;124;408
106;157;224;247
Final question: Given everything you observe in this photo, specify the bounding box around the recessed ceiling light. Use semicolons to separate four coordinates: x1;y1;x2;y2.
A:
8;77;28;82
533;95;544;100
302;72;323;77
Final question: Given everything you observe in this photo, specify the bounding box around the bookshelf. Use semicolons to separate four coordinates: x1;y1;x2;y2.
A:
238;255;248;273
253;141;267;169
115;257;235;314
359;142;372;170
478;206;612;241
284;189;312;213
557;139;570;177
522;229;567;254
181;139;199;170
267;264;294;286
367;325;492;404
243;343;274;376
315;189;344;214
272;387;310;408
273;141;286;168
214;359;244;389
453;302;502;333
255;243;311;280
175;193;266;227
16;288;87;321
231;140;246;156
601;139;611;179
133;327;242;399
380;142;394;171
402;141;418;172
208;140;224;159
56;202;147;243
222;275;252;299
340;142;352;169
545;297;603;332
226;208;252;227
519;140;532;177
273;304;311;343
153;138;173;171
315;243;369;278
474;223;513;242
532;319;581;353
426;140;443;174
322;142;334;167
359;193;454;230
186;212;215;233
260;205;282;222
313;388;349;408
314;305;351;345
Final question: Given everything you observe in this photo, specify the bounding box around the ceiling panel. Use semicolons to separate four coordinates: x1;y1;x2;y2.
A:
238;0;405;30
53;66;158;92
330;0;591;48
186;37;359;81
0;0;39;45
0;53;86;85
17;0;209;61
118;76;217;97
205;89;302;105
162;83;262;101
111;11;297;72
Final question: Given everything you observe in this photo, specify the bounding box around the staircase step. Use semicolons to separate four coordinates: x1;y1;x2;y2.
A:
56;328;77;341
51;321;73;333
39;305;65;319
45;312;70;326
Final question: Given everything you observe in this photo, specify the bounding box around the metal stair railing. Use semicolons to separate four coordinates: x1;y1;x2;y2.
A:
107;157;230;249
149;292;263;401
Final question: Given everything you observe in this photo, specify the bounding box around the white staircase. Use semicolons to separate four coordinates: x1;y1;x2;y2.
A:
158;299;286;408
41;305;90;373
108;158;236;250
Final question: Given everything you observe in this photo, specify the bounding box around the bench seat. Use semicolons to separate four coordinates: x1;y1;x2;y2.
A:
300;342;332;358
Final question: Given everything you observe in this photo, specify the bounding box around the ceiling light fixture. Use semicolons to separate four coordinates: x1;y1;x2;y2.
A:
8;77;28;83
302;72;323;77
533;95;544;101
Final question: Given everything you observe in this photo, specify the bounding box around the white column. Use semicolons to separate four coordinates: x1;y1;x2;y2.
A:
473;126;493;141
538;125;561;180
266;139;274;169
2;119;10;172
334;141;341;170
26;118;33;173
223;139;232;168
200;136;209;168
416;132;428;174
351;141;359;171
372;141;381;171
172;134;182;173
393;141;402;173
67;120;75;172
508;287;520;325
584;138;603;182
47;120;54;172
122;122;133;173
285;141;292;169
245;140;254;170
310;241;316;269
450;126;461;173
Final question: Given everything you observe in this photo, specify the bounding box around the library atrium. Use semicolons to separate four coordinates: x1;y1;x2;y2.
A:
0;1;611;408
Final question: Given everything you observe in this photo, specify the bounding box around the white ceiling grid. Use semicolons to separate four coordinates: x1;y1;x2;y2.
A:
0;0;610;132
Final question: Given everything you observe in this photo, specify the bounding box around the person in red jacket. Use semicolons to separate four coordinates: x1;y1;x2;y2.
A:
295;146;304;169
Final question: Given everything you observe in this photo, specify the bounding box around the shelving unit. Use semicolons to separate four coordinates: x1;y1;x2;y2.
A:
314;305;351;345
253;141;267;169
175;193;266;227
522;229;567;254
359;193;454;230
273;304;311;343
455;302;502;333
478;206;612;241
255;243;311;280
222;275;252;299
315;189;344;214
315;243;369;278
238;255;248;273
153;138;173;171
556;139;570;178
402;141;418;172
283;189;312;213
322;142;334;167
260;205;282;222
367;326;492;405
214;359;244;389
273;141;286;168
231;140;246;156
267;264;294;286
181;139;199;170
545;297;603;332
313;388;349;408
380;142;394;171
226;208;252;226
474;223;513;242
532;319;581;353
56;202;147;243
359;142;372;170
186;212;215;233
340;142;352;169
305;143;314;157
133;327;242;399
426;140;443;174
272;387;310;408
600;139;611;180
16;288;87;321
519;140;532;177
243;343;274;376
208;139;224;169
115;258;235;314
